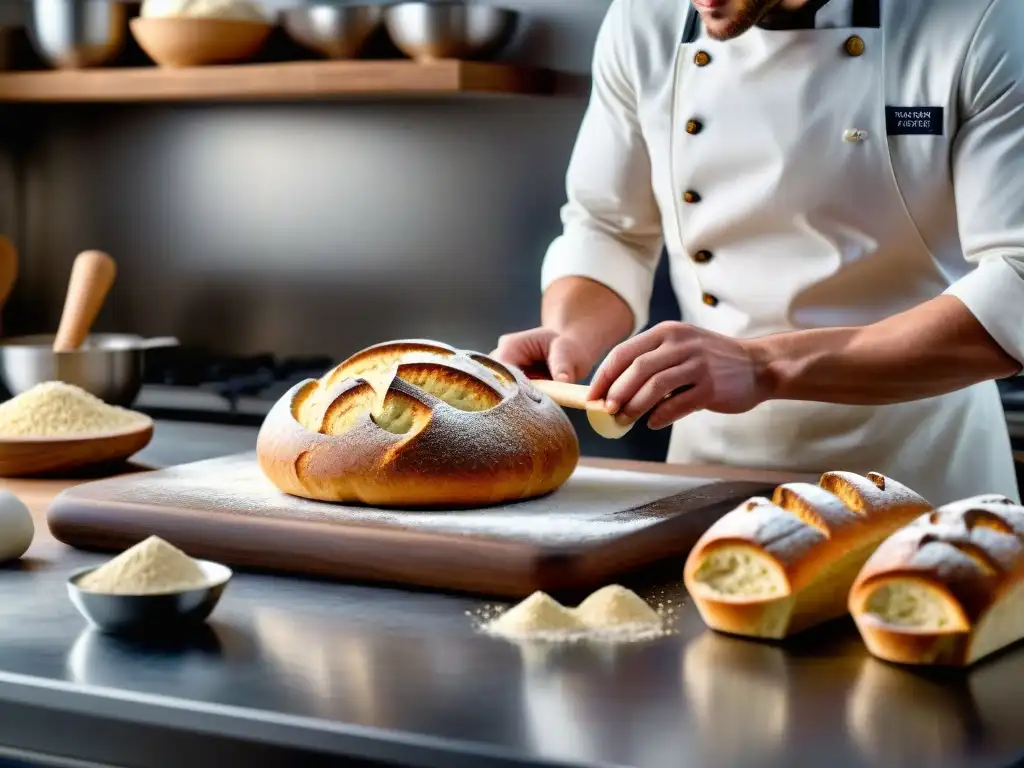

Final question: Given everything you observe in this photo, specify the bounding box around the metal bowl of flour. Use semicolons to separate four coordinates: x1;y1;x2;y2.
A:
0;333;179;407
67;559;233;636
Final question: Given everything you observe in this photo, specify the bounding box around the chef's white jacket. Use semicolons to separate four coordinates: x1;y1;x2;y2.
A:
540;0;1024;504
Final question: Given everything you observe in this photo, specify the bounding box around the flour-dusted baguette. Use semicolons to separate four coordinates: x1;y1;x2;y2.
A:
256;339;579;507
683;471;933;639
849;494;1024;667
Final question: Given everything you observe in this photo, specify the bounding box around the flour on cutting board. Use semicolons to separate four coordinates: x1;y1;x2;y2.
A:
102;453;714;545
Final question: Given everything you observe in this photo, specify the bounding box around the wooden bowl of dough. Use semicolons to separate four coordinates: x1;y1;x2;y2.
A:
129;17;273;68
0;418;153;478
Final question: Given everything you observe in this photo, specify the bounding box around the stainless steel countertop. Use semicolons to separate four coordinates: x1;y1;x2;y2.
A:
0;422;1022;768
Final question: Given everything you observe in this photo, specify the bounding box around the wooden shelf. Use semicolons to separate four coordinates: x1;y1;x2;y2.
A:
0;59;559;103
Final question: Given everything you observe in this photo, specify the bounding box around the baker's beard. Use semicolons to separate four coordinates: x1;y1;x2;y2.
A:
697;0;783;41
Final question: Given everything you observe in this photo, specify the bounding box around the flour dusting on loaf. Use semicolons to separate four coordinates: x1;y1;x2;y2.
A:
684;470;933;639
850;494;1024;667
819;471;921;513
256;340;579;507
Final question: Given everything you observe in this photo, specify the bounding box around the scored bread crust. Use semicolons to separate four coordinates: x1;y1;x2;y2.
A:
849;494;1024;667
683;471;933;639
256;339;580;507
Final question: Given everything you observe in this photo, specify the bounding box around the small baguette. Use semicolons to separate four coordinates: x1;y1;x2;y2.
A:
849;494;1024;667
683;471;932;639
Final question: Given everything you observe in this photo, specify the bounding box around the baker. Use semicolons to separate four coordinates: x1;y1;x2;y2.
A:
493;0;1024;505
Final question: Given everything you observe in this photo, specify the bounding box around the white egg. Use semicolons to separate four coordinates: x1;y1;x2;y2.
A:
0;490;34;562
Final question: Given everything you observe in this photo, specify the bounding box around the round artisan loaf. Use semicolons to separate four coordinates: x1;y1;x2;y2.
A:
256;339;580;507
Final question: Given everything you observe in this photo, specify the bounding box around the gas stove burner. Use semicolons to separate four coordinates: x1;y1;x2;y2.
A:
278;356;335;377
142;348;336;407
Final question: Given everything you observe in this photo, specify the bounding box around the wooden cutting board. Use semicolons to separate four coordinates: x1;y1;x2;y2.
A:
46;452;781;598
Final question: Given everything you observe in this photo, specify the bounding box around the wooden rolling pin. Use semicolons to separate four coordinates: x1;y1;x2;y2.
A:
531;379;635;439
53;250;117;352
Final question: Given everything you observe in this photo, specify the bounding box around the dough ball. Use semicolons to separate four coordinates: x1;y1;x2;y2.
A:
141;0;269;22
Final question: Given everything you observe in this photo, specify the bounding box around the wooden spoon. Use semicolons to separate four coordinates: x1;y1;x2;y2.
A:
52;250;117;353
530;379;635;439
0;235;19;312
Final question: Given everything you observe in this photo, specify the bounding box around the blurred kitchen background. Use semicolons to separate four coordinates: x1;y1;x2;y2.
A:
0;0;685;462
0;0;1020;469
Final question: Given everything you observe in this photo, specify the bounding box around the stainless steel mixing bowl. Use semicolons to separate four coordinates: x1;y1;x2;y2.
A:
382;1;519;61
0;333;179;407
281;3;382;59
29;0;129;69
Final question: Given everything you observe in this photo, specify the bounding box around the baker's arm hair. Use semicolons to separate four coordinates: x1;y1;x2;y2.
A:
745;0;1024;405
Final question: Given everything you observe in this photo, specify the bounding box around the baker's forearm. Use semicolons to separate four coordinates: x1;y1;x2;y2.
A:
542;276;634;362
749;296;1021;405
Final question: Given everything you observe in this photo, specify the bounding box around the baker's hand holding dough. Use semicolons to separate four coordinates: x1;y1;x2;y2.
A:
587;322;765;431
492;277;635;383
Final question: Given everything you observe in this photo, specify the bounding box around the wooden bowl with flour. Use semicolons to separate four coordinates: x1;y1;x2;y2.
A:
0;381;153;477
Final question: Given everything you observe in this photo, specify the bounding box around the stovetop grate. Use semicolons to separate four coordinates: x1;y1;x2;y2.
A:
134;348;338;425
144;348;335;402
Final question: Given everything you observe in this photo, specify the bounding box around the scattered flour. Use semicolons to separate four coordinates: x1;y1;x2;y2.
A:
126;455;708;546
77;535;210;595
0;381;148;438
481;584;673;645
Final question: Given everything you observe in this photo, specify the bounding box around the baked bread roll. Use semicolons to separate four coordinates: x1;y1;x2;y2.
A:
256;339;579;507
683;471;932;639
849;494;1024;667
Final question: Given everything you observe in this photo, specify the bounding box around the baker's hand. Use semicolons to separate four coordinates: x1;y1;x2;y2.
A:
492;328;597;383
587;322;767;430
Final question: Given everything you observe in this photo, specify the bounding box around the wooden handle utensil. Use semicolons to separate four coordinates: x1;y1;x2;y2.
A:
530;379;592;409
0;235;18;312
53;250;117;353
530;379;634;439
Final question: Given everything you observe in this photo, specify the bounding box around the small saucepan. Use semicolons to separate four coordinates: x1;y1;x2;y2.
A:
0;247;178;407
0;333;180;407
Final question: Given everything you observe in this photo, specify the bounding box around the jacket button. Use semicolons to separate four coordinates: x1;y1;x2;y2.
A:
683;190;701;204
693;249;712;263
694;50;711;67
685;119;703;135
702;292;719;307
844;35;865;56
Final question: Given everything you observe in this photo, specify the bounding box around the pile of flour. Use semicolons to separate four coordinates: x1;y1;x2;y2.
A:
77;536;210;595
481;585;670;644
